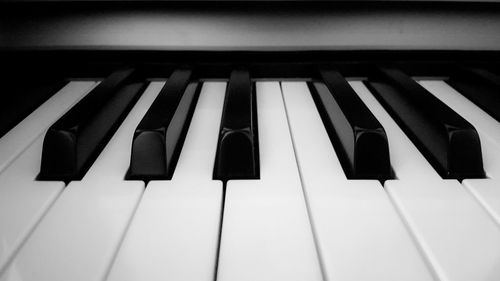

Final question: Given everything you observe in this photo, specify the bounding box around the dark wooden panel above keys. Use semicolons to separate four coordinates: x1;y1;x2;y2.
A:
309;69;391;180
39;68;146;181
365;66;484;180
214;69;259;181
127;69;200;181
448;67;500;123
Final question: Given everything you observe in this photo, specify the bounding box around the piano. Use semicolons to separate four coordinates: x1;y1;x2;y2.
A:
1;1;500;280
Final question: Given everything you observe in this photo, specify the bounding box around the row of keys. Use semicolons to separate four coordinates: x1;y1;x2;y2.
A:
0;67;500;280
20;66;497;183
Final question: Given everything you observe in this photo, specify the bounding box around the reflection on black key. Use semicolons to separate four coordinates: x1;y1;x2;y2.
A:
214;69;259;181
127;69;200;180
365;66;484;180
0;77;66;138
39;68;145;181
448;67;500;122
309;69;391;180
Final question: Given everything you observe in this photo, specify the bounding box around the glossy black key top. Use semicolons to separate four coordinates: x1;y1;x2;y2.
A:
309;69;391;180
127;69;200;180
448;67;500;122
214;69;259;181
365;66;484;180
0;77;66;138
39;68;146;181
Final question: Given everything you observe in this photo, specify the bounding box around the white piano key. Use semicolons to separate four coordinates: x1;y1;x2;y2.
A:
82;81;161;183
106;82;226;281
0;82;162;281
419;80;500;177
0;137;64;273
171;82;226;181
418;80;500;226
0;81;97;174
462;179;500;225
0;82;97;272
351;81;500;281
353;82;441;182
216;82;323;281
281;81;433;281
281;82;347;183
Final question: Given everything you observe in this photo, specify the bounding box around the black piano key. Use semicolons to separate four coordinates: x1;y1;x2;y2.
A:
365;66;484;180
309;69;391;180
214;69;259;181
0;77;66;138
448;67;500;122
127;69;200;180
39;68;146;181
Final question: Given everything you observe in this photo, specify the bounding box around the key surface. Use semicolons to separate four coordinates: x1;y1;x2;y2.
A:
39;68;145;181
0;82;97;272
0;82;162;281
0;81;96;174
0;77;67;138
366;67;484;179
281;81;433;281
0;137;65;273
216;82;322;281
107;82;226;281
214;69;259;181
448;67;500;122
311;69;391;180
419;80;500;178
420;80;500;225
352;81;500;281
128;69;199;180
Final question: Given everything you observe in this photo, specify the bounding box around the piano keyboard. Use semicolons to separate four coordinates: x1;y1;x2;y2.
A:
1;66;500;281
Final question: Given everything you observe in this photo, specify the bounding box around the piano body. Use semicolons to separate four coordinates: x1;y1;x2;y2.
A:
1;1;500;280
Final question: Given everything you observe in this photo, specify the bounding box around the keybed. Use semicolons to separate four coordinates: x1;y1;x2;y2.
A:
1;63;500;281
